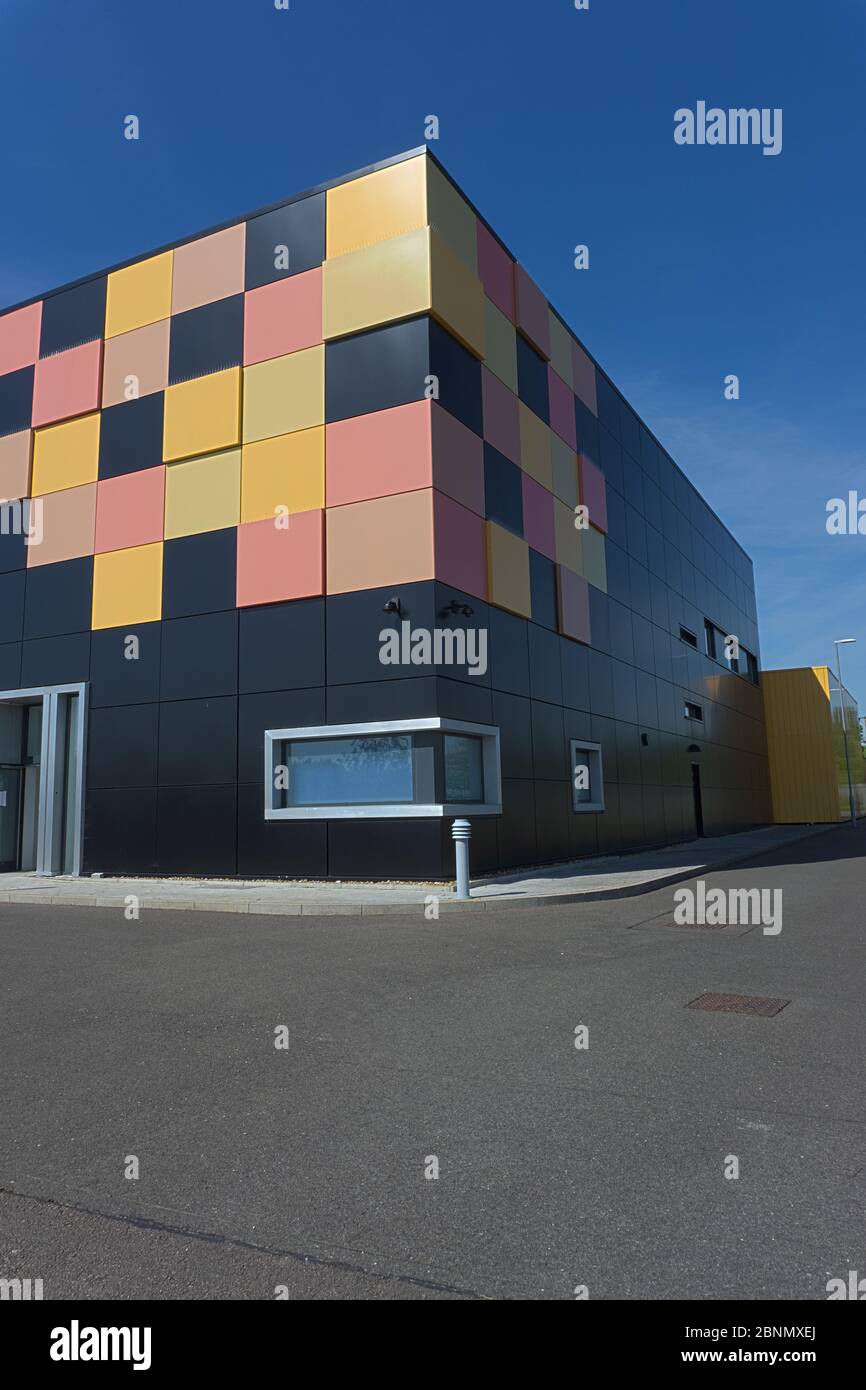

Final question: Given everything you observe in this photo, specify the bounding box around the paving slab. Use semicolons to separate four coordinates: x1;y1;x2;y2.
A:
0;821;840;917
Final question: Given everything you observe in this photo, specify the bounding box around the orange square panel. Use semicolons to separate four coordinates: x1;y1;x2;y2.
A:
27;482;97;567
326;490;435;594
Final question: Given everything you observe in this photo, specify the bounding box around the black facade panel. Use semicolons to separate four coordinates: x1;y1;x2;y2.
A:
21;633;90;687
88;704;159;789
168;295;244;385
325;317;429;423
39;277;107;355
238;598;325;693
158;696;238;785
0;366;34;437
237;783;328;878
328;818;446;881
428;319;483;436
0;641;22;689
98;393;165;479
23;557;92;638
163;528;237;619
244;192;326;289
160;611;238;700
84;787;158;875
156;784;237;876
0;570;25;643
483;444;523;536
0;524;27;574
516;335;549;424
90;623;161;707
528;551;557;630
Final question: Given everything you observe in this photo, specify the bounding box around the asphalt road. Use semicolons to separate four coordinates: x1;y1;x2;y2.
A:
1;824;864;1301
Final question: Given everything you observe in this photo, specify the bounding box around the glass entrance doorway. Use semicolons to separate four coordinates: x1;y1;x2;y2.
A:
0;684;86;876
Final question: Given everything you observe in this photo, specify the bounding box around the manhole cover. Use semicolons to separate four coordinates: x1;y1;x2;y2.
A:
687;992;790;1017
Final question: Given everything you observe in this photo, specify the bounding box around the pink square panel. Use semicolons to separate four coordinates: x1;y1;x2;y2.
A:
326;399;431;508
0;302;42;377
430;403;485;517
237;508;324;606
557;565;591;644
244;268;323;366
579;453;607;533
32;339;102;427
476;222;515;321
515;265;550;359
95;466;166;554
433;490;488;600
521;474;556;561
548;367;577;450
481;366;520;465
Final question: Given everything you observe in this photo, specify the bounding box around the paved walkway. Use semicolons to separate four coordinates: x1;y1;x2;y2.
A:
0;822;838;917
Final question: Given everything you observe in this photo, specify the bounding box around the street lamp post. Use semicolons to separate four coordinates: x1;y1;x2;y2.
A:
834;639;857;825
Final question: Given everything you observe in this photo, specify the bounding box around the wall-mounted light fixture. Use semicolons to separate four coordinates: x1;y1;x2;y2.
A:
382;596;402;615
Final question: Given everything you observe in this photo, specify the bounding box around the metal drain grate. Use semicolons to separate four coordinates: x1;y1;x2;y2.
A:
687;992;790;1017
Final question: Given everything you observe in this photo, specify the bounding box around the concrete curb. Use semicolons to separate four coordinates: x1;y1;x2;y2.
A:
0;823;840;918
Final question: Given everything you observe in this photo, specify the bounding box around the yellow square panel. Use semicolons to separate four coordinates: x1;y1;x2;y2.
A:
554;498;584;574
32;413;100;496
105;251;173;339
163;367;241;462
486;521;531;619
323;228;431;342
164;448;241;539
426;160;478;273
582;521;607;591
429;229;485;358
549;313;574;389
241;428;324;522
242;347;324;444
92;543;163;630
327;155;427;259
519;403;553;489
484;298;518;392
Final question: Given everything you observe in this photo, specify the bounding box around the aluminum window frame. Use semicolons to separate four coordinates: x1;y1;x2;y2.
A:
0;682;88;875
264;718;502;820
569;738;605;813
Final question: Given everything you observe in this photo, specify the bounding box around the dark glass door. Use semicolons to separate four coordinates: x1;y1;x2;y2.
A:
691;763;704;838
0;766;22;870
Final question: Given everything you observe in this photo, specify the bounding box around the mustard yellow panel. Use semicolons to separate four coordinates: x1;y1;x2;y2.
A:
582;521;607;591
164;448;241;539
429;229;485;359
241;428;325;522
484;299;518;392
519;403;553;489
554;498;584;574
549;313;574;389
92;543;163;630
326;155;427;258
105;251;173;339
486;521;531;619
323;229;431;342
32;413;100;496
426;160;478;273
242;347;325;444
163;367;241;462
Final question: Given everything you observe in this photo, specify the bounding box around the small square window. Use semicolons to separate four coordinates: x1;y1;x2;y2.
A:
570;739;605;812
684;701;703;722
679;626;698;649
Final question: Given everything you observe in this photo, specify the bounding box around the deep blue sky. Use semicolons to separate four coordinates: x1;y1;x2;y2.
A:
2;0;864;703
